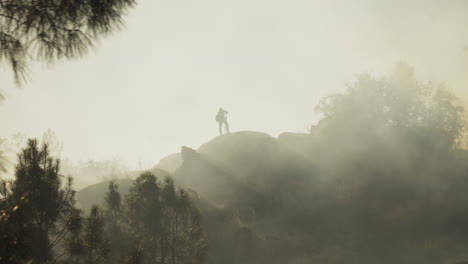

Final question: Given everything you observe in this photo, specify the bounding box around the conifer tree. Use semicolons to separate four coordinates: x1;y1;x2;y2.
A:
104;181;128;263
83;206;109;264
126;171;163;263
0;0;137;87
105;181;121;230
125;172;207;264
0;139;79;263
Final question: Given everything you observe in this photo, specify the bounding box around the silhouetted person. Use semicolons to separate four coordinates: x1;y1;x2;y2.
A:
216;108;230;135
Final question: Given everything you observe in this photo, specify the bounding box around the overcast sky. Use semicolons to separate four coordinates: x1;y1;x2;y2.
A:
2;0;468;169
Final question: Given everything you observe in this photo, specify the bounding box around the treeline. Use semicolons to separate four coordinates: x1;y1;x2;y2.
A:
272;63;468;263
169;63;468;264
0;129;129;190
3;62;468;264
0;139;207;264
299;63;468;263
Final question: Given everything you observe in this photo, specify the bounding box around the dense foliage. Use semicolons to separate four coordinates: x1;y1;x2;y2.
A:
167;63;468;264
3;63;468;264
0;139;78;263
0;0;136;88
0;140;207;264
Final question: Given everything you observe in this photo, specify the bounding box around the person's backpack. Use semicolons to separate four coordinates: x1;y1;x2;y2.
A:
215;114;221;122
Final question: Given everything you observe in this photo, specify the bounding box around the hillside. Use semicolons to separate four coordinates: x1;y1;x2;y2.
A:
77;131;320;263
77;129;468;264
78;131;316;211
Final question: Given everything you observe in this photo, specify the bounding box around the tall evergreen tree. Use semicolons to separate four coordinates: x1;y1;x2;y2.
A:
126;171;163;263
104;181;129;263
0;181;33;263
62;206;108;264
125;172;207;264
0;138;79;263
105;181;121;230
84;206;109;264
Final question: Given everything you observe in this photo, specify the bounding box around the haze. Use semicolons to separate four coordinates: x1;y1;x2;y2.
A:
2;0;468;170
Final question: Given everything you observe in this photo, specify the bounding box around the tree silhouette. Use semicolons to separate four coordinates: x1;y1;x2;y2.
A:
83;206;109;264
0;0;136;92
104;181;128;263
125;172;207;264
0;182;34;263
315;62;465;152
126;171;163;263
62;206;109;264
105;181;121;229
0;138;79;263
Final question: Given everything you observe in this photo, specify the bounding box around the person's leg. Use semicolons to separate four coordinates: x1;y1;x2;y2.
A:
218;122;223;134
224;120;230;133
